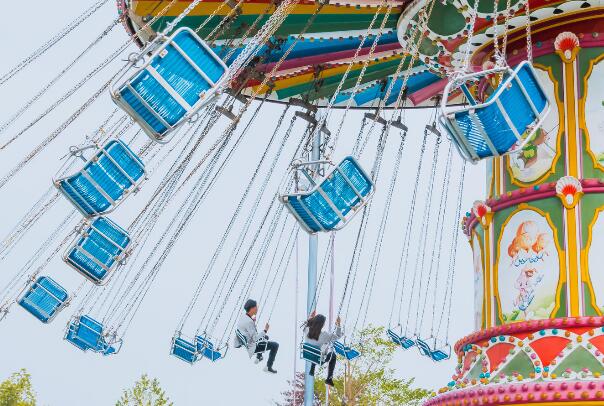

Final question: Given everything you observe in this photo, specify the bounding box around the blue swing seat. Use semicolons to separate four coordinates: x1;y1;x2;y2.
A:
18;276;69;323
64;217;131;284
65;315;120;355
195;335;223;362
333;340;360;361
387;329;415;349
111;27;229;143
301;343;324;365
415;337;450;362
440;61;550;163
171;334;199;364
281;156;375;233
55;140;145;217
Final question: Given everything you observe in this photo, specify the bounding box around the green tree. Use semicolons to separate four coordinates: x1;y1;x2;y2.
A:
0;369;36;406
313;326;429;406
116;374;172;406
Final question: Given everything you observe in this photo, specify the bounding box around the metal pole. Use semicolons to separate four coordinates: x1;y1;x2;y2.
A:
327;234;335;404
304;128;321;406
293;235;299;405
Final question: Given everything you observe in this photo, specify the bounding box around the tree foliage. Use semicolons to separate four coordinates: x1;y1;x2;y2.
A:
278;326;429;405
0;369;36;406
116;374;172;406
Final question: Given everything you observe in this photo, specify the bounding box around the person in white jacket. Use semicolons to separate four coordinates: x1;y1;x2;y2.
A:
234;299;279;373
304;310;343;386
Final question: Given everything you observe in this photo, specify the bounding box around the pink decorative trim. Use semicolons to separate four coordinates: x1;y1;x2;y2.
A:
463;179;604;236
426;380;604;405
453;317;604;355
409;78;448;105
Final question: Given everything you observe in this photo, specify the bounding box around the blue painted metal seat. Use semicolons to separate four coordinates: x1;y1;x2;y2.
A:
64;217;131;284
18;276;69;323
301;342;325;365
235;328;268;350
110;27;229;143
65;315;121;355
333;340;361;361
54;140;146;217
171;333;199;364
280;156;375;233
387;328;415;349
415;337;451;362
440;61;550;163
195;335;225;362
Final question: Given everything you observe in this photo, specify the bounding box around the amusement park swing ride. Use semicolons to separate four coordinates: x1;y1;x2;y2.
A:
1;0;604;404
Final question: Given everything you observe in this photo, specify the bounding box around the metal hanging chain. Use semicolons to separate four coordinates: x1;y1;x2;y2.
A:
457;0;481;77
525;0;533;62
388;129;429;327
435;161;466;341
202;127;301;334
339;124;390;323
309;232;335;312
0;18;120;138
264;227;299;322
0;0;110;86
405;128;442;335
176;104;290;331
357;128;407;330
327;4;397;154
417;142;454;335
112;96;269;335
208;129;311;337
0;211;78;310
307;1;390;154
0;110;119;260
113;126;236;335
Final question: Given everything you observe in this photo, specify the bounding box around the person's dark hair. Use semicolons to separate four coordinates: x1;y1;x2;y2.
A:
306;314;326;340
244;299;257;313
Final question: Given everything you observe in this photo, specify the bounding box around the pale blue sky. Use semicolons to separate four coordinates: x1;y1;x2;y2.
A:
0;1;483;404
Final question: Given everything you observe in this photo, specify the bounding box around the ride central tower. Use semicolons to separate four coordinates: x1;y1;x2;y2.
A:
421;1;604;404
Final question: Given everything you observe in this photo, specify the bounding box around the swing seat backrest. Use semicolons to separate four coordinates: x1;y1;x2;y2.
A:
171;335;198;364
415;337;433;357
195;335;223;362
110;27;229;143
64;217;131;284
282;157;375;233
301;343;323;365
65;320;93;352
387;329;402;346
235;329;248;347
18;276;69;323
333;340;360;361
75;315;105;350
55;140;145;217
440;61;550;162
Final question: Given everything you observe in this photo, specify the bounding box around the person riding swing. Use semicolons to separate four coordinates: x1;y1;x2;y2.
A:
303;310;343;386
234;299;279;373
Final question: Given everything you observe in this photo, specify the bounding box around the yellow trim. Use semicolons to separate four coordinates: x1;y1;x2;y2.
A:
504;64;563;188
559;47;581;179
131;1;399;17
565;205;580;316
579;52;604;171
492;204;566;324
253;53;403;94
472;230;486;330
481;221;493;327
580;204;604;316
476;8;604;65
